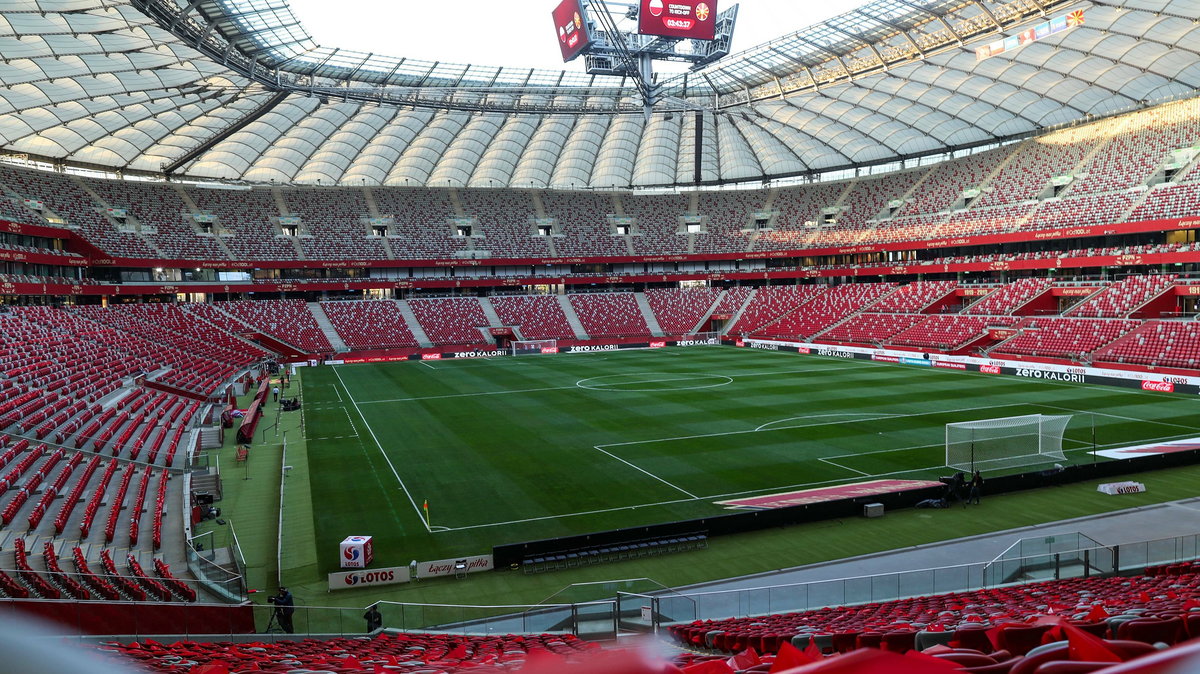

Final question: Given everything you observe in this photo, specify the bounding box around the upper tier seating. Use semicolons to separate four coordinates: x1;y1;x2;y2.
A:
964;278;1052;315
320;301;419;350
4;98;1200;261
972;125;1103;208
899;147;1014;216
0;165;158;258
543;192;629;257
644;288;720;334
567;293;651;338
1068;99;1200;195
85;179;229;260
372;189;465;259
217;300;333;354
1028;192;1138;229
187;188;297;260
0;196;43;225
624;194;690;255
754;283;896;340
280;188;389;260
694;190;759;253
890;315;1017;351
993;318;1140;359
408;298;490;346
1095;320;1200;370
460;191;551;258
489;295;576;340
1127;181;1200;223
1067;275;1178;318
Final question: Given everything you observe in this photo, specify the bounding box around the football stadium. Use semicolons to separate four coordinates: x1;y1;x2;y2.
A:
2;0;1200;670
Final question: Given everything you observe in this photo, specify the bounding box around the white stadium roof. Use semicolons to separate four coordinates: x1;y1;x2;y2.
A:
0;0;1198;187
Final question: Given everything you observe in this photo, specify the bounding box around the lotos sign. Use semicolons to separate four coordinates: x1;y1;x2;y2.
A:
328;565;410;591
416;554;493;579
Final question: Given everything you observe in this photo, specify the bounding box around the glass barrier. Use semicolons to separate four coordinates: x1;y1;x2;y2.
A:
25;531;1200;641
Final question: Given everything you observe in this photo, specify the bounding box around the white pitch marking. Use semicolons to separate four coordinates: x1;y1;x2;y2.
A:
432;430;1200;532
818;457;870;476
355;363;887;405
596;401;1035;450
1034;403;1200;433
591;445;698;499
755;413;902;432
332;366;431;532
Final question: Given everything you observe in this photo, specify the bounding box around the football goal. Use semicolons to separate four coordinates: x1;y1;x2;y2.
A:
945;414;1072;472
511;339;558;356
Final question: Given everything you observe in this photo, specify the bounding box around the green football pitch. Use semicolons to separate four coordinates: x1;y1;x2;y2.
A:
299;346;1200;573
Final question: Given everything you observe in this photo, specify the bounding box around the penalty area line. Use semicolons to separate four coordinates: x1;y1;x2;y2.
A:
591;445;698;499
818;457;870;476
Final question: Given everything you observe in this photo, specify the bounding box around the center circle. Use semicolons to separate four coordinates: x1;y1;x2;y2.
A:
576;372;734;392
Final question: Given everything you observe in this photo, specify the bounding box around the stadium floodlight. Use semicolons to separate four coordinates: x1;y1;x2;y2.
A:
512;339;559;356
945;414;1072;473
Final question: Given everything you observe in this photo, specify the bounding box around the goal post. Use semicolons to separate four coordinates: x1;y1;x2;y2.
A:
680;331;722;345
511;339;558;356
945;414;1072;473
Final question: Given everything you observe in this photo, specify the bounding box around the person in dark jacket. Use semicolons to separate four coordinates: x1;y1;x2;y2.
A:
270;587;295;633
968;470;984;505
364;604;383;632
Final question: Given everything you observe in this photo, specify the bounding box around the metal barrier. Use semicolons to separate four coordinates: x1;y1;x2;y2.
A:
17;531;1200;641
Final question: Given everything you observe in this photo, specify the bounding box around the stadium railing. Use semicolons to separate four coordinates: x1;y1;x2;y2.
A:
35;530;1196;642
277;432;287;588
184;520;246;603
650;530;1200;633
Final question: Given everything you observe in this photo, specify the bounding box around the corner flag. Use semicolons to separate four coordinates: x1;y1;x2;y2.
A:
423;499;429;527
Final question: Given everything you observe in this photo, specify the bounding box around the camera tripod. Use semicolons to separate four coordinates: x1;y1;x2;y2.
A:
263;608;288;634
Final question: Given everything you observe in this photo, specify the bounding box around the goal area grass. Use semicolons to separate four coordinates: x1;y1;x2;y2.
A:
299;346;1200;576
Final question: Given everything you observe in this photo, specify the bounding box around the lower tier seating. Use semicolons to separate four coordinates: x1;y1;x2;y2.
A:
100;632;599;672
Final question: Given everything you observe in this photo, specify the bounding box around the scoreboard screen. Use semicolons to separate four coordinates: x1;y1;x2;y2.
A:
638;0;718;40
552;0;592;62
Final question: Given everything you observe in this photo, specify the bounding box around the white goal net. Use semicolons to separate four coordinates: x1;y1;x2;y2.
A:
945;414;1072;472
511;339;558;356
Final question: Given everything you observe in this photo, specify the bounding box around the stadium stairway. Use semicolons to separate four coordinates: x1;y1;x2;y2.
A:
307;302;348;352
557;295;590;340
634;292;665;336
719;288;758;336
394;300;434;348
478;297;505;331
690;292;723;333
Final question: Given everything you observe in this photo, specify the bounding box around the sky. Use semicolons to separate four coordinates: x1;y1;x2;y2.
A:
285;0;869;72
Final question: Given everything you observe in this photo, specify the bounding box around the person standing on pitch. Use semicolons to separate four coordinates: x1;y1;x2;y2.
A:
968;470;984;505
